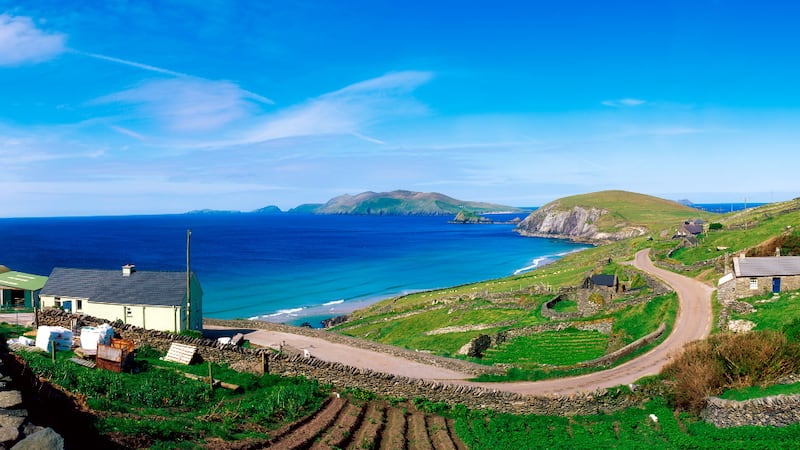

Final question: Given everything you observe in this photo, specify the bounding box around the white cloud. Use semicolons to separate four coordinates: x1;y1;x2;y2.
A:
602;98;646;108
0;14;66;65
95;78;272;132
243;71;432;144
77;51;190;77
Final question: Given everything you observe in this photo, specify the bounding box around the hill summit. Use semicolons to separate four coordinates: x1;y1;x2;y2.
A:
515;190;705;243
295;190;522;215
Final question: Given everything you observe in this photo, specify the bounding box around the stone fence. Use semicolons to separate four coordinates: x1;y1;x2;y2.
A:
36;309;640;416
576;323;666;369
703;394;800;427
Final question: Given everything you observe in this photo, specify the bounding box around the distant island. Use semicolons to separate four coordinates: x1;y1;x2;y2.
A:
288;190;524;215
186;190;526;216
450;210;524;224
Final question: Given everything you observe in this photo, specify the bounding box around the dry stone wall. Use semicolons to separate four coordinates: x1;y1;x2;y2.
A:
38;309;639;416
703;394;800;427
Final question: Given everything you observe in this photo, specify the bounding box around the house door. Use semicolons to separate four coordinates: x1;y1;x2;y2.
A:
773;277;781;294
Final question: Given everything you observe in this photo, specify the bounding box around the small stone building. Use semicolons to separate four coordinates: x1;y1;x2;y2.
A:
717;255;800;302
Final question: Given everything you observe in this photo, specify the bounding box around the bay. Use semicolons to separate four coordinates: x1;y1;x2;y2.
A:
0;213;588;326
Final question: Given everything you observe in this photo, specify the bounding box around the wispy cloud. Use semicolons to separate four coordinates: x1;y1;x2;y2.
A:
602;98;646;108
109;125;147;141
75;51;191;77
94;78;273;133
242;71;432;145
0;14;66;65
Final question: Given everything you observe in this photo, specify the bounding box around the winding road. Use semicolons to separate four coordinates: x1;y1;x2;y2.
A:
212;248;715;395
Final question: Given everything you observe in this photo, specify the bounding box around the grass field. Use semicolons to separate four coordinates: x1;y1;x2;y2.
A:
481;329;608;367
731;291;800;331
452;397;800;449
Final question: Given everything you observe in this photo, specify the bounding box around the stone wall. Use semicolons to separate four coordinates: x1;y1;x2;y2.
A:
0;355;65;448
576;323;666;368
703;394;800;427
539;294;582;320
37;309;640;416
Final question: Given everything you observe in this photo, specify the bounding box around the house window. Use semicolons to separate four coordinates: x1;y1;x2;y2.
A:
126;307;133;317
76;300;83;311
749;278;758;290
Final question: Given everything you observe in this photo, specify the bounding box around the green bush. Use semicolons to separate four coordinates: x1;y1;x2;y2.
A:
662;331;800;414
783;318;800;342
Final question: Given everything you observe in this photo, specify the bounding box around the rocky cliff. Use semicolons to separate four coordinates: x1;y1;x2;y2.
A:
515;203;647;244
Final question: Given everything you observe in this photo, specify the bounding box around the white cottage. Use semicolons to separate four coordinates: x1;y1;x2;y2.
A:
39;265;203;332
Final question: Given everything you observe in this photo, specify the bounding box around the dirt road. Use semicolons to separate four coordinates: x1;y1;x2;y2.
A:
466;248;714;394
215;248;714;395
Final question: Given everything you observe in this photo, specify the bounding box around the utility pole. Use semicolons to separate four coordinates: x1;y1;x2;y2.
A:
186;229;192;330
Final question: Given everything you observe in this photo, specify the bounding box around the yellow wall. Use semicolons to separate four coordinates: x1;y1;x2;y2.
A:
83;301;185;332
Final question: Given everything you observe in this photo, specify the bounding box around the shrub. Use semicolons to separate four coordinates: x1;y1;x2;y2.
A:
783;318;800;342
709;222;723;231
662;331;800;414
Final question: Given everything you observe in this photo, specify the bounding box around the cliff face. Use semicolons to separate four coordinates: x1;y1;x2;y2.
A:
515;203;646;243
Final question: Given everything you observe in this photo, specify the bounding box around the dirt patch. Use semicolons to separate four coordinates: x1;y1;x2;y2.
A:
427;415;456;450
446;418;468;450
311;402;364;449
379;407;406;450
269;396;347;450
350;401;385;449
406;413;432;450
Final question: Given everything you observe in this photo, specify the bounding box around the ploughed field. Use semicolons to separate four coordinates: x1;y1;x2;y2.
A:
268;396;466;450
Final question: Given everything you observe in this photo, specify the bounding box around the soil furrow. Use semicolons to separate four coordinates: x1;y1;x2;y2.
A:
311;402;365;449
426;415;456;450
348;401;386;450
406;413;433;450
269;396;347;450
379;407;407;450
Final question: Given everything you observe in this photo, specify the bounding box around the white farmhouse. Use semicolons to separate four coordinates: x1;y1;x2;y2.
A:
39;264;202;332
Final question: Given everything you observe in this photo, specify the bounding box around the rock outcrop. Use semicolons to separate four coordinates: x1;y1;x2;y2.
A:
515;203;646;244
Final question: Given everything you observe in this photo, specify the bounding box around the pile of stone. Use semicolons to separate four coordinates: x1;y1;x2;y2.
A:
0;359;64;450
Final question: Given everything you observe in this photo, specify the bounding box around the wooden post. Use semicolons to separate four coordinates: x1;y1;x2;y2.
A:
261;351;268;375
208;361;213;390
51;344;56;364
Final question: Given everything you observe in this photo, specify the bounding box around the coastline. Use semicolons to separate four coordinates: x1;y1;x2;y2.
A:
242;246;588;328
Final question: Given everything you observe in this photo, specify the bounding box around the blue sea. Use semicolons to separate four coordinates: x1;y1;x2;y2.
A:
0;213;588;327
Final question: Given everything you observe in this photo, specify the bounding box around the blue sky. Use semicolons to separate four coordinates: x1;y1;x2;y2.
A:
1;1;799;217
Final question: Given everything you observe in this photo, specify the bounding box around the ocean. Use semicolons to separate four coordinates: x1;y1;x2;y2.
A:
0;213;590;326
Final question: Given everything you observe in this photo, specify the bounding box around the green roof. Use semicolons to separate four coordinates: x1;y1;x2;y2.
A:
0;271;48;291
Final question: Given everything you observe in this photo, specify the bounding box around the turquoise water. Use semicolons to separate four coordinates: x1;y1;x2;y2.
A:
0;213;588;326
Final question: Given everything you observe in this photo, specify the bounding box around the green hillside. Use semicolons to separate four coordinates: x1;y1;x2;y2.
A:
301;190;523;215
337;192;800;383
549;190;714;232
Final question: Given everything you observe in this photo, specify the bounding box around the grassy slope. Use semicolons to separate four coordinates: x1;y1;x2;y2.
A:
338;195;800;379
665;198;800;265
547;190;716;233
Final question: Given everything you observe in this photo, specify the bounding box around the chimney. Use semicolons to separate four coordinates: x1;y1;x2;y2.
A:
122;264;136;277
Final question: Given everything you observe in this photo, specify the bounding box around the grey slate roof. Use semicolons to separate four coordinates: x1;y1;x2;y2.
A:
590;274;618;287
41;267;198;307
733;256;800;277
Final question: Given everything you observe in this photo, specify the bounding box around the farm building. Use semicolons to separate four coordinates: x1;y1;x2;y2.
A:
39;264;203;332
717;255;800;302
0;271;48;309
582;274;620;292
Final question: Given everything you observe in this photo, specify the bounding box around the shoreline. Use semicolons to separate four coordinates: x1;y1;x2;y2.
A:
236;246;589;328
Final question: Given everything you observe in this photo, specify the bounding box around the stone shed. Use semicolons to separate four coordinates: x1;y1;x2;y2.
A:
718;255;800;303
